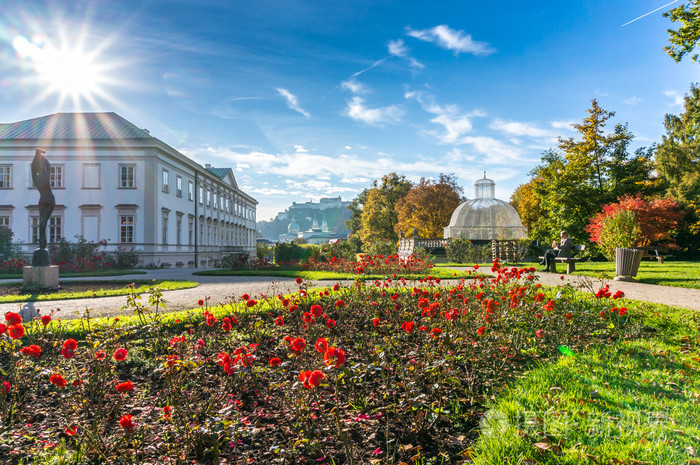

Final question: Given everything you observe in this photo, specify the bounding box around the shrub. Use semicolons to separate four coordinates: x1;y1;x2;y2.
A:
109;246;141;269
221;252;250;269
445;237;492;263
272;243;316;264
0;226;21;260
362;239;397;256
596;209;642;261
48;236;112;272
256;243;272;261
317;240;357;262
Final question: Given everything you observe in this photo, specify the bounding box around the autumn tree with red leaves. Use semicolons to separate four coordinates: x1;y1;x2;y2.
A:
586;195;685;249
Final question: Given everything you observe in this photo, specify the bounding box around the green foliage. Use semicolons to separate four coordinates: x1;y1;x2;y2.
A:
256;243;272;260
316;240;357;262
349;173;412;246
656;83;700;246
445;237;492;264
0;225;20;260
272;242;315;264
395;173;463;238
517;100;654;243
108;246;141;269
664;0;700;63
596;210;642;261
362;239;397;256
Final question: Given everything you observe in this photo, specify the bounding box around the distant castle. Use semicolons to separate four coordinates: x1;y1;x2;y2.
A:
257;197;352;243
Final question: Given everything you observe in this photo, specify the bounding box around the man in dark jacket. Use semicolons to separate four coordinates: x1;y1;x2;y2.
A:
541;230;573;271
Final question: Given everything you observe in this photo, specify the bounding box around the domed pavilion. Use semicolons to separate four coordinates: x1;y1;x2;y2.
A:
443;174;527;240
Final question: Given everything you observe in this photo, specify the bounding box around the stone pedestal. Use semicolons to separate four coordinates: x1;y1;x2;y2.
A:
22;265;60;293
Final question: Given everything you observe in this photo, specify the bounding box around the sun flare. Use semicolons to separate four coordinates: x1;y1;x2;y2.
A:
13;33;115;108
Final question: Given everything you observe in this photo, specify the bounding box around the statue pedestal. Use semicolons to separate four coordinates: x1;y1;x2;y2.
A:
22;266;60;293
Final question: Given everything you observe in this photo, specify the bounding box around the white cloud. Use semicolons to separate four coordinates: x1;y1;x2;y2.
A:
341;78;369;94
388;39;408;57
551;120;575;130
344;145;352;150
294;145;308;153
405;91;478;144
388;38;425;69
490;119;555;138
459;136;532;164
623;96;642;105
663;90;684;106
345;96;403;125
275;88;310;118
406;25;495;55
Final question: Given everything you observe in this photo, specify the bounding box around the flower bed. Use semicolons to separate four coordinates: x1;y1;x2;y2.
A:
0;262;636;464
301;253;434;275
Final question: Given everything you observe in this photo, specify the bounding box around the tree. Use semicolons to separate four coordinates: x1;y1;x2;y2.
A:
655;83;700;244
510;177;548;240
0;226;20;260
586;195;685;253
352;173;412;246
664;1;700;63
520;100;654;244
395;174;463;239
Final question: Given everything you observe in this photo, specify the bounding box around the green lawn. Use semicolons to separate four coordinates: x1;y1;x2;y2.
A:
472;299;700;464
0;269;146;279
194;267;474;280
0;279;198;303
562;260;700;289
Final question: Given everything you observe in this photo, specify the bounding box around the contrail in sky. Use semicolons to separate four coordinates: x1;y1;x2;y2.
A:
621;0;680;27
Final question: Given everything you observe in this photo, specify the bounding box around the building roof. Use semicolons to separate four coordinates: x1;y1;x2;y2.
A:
205;167;230;179
0;112;153;140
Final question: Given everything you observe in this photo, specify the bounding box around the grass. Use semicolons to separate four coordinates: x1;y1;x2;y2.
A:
0;269;147;279
193;267;474;280
560;259;700;289
472;300;700;464
0;279;199;303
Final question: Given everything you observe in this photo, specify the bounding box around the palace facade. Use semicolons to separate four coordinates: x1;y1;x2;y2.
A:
0;112;257;267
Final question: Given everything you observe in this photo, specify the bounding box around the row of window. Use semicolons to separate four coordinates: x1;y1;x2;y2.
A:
0;214;252;247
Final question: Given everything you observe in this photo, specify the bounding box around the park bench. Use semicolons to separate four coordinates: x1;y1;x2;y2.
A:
635;246;670;264
539;244;586;274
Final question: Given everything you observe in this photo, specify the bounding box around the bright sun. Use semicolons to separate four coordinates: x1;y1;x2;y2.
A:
13;34;112;107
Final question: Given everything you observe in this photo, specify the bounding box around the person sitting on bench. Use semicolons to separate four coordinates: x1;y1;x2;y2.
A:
541;230;573;271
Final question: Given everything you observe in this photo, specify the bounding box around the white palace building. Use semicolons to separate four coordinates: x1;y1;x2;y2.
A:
0;112;257;267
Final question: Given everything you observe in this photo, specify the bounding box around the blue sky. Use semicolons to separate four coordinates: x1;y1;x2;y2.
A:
1;0;697;220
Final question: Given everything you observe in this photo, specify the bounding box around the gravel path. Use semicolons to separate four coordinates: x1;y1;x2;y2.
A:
1;266;698;322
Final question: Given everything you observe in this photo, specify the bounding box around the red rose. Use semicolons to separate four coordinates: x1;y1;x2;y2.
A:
335;299;345;308
246;299;257;308
269;357;282;366
65;425;79;436
299;370;325;389
401;321;415;333
119;414;135;431
4;312;21;326
63;339;78;351
8;324;25;339
198;299;204;306
323;347;346;368
61;348;75;359
116;381;134;393
274;316;284;326
95;350;106;360
0;323;7;335
325;319;336;328
296;277;303;285
163;406;172;418
310;305;323;317
41;315;51;326
565;313;573;321
536;329;544;338
618;307;628;316
50;374;67;388
1;381;10;395
113;348;128;361
206;314;216;326
430;328;442;338
20;345;42;358
241;293;250;301
477;326;486;336
290;337;306;354
372;318;380;327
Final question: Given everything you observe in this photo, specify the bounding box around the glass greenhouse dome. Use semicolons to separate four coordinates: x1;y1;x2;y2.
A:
443;174;528;240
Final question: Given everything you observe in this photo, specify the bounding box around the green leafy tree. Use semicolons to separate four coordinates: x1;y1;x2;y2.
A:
596;210;642;261
349;173;412;248
0;226;21;260
664;0;700;63
395;174;463;239
521;100;653;243
656;83;700;242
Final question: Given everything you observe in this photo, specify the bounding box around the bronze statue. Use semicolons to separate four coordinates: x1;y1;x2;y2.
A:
31;149;55;265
